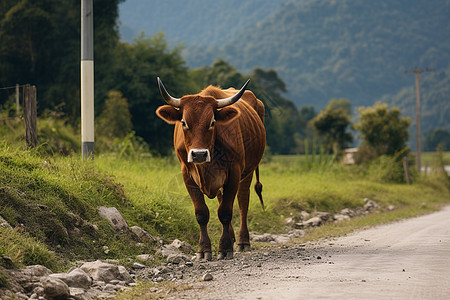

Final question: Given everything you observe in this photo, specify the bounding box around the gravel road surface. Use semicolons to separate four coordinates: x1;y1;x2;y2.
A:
164;206;450;300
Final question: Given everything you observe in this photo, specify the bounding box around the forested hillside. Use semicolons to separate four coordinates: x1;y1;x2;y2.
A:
385;66;450;134
119;0;291;46
183;0;449;108
1;0;448;154
120;0;449;148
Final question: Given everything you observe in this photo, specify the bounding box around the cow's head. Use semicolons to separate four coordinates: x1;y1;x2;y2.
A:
156;77;249;164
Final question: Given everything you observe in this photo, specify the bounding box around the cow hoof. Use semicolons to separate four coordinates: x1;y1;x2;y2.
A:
237;244;251;252
217;251;233;260
196;252;212;261
204;251;212;261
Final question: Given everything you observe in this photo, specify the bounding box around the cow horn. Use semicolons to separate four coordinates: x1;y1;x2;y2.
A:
216;79;250;108
157;77;181;107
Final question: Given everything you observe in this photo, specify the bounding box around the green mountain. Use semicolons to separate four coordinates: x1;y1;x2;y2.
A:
119;0;291;46
119;0;450;146
183;0;449;107
384;66;450;133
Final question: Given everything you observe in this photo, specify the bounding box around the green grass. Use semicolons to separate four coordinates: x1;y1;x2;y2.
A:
95;153;450;251
421;151;450;167
0;140;449;273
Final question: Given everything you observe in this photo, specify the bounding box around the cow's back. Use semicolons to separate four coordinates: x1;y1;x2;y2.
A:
201;86;266;178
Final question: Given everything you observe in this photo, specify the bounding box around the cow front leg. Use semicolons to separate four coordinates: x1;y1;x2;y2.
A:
217;190;235;245
195;203;212;261
217;170;239;260
182;169;212;261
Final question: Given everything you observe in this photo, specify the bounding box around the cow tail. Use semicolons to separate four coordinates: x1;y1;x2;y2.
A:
254;166;264;210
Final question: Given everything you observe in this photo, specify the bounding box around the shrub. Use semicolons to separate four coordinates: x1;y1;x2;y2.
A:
366;155;416;184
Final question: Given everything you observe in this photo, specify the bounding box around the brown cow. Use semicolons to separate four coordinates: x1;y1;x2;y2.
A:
156;78;266;260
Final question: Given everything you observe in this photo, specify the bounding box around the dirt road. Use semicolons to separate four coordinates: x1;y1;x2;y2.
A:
164;206;450;300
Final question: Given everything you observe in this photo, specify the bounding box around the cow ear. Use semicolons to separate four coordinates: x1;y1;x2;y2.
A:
216;107;240;124
156;105;181;124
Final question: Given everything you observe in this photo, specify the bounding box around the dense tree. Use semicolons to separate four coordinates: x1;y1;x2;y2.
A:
191;60;307;154
311;99;353;154
111;32;195;154
0;0;124;121
96;90;132;140
354;102;411;158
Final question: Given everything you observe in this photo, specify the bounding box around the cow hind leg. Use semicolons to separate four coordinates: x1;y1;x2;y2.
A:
237;172;254;252
217;173;239;259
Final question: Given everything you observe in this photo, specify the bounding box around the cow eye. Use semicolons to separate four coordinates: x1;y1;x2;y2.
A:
209;119;216;130
181;119;189;129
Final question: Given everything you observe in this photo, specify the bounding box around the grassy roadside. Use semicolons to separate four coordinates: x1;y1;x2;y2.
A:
1;144;449;275
95;152;450;250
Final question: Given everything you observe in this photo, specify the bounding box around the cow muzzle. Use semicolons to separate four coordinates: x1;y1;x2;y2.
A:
188;149;211;164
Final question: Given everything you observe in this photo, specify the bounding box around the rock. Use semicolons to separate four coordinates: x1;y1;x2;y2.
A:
130;226;157;243
287;229;305;238
50;268;92;289
118;266;134;284
169;239;195;253
40;276;70;299
167;254;188;264
132;262;146;269
29;293;40;299
250;232;275;242
339;208;355;217
363;198;379;211
387;205;395;211
13;292;28;300
202;273;213;281
80;260;121;284
69;287;91;300
316;212;333;222
158;241;193;261
136;254;154;262
103;283;119;292
299;211;310;220
273;235;291;244
7;265;53;293
97;206;128;231
0;215;12;230
333;214;351;222
295;216;322;228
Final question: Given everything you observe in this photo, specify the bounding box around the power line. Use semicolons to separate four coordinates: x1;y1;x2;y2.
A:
0;84;25;90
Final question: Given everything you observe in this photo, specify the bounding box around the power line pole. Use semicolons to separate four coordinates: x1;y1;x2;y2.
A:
81;0;95;159
404;68;434;172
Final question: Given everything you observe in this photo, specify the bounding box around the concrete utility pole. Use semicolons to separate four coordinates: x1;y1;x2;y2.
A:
81;0;94;158
405;68;434;172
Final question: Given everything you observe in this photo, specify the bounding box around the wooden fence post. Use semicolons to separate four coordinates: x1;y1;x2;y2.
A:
23;84;38;148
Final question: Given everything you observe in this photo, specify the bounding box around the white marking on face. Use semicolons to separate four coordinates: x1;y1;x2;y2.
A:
187;149;211;163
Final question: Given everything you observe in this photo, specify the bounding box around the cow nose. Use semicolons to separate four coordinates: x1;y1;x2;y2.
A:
188;149;211;163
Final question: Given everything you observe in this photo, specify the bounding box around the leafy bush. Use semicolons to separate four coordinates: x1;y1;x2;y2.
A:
366;155;415;184
38;118;80;155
